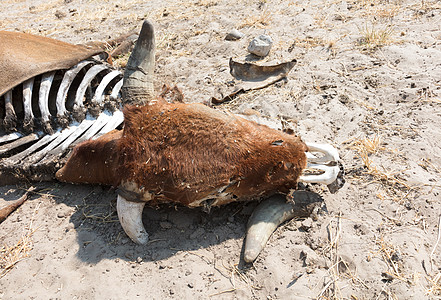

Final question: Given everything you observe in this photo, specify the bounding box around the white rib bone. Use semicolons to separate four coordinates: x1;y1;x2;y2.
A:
73;112;111;145
48;118;96;154
56;60;93;117
3;90;16;125
117;195;149;244
92;70;122;104
93;110;124;139
299;142;340;185
25;125;82;164
0;134;38;155
5;133;59;165
74;64;108;108
22;78;35;129
0;132;22;144
110;79;124;101
39;71;55;124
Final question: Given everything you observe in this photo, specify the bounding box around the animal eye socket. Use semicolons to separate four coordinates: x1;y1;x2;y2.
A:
271;140;284;146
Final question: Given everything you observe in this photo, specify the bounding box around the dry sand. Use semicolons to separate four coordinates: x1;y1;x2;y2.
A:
1;0;441;299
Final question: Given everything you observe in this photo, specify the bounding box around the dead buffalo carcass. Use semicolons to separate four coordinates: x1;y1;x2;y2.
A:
1;21;344;263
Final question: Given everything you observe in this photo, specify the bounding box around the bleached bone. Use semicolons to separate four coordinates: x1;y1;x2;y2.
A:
46;118;95;155
38;71;55;134
22;78;35;131
92;70;122;104
73;64;108;110
0;132;22;144
0;134;39;156
110;79;124;101
3;90;17;131
5;133;58;165
72;112;111;145
117;195;149;244
93;110;124;139
299;142;340;185
56;60;93;122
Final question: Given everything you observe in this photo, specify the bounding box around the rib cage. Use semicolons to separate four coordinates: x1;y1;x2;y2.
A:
0;58;124;184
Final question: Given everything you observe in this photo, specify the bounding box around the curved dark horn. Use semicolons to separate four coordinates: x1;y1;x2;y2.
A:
121;20;155;105
244;192;323;263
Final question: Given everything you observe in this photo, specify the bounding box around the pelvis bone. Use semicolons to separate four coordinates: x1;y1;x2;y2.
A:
55;20;345;262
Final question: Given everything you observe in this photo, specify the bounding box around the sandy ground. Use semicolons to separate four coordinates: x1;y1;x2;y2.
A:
1;0;441;299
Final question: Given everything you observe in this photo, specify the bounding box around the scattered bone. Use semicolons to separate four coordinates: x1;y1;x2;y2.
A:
248;34;273;57
212;58;296;104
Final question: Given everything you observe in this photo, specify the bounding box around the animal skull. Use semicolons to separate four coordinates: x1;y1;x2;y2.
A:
55;20;344;262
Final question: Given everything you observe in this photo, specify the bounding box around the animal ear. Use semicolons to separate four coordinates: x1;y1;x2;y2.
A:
271;140;284;146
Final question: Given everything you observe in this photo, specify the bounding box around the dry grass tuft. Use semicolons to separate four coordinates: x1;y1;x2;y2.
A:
0;202;40;278
345;135;410;190
358;24;394;50
426;272;441;296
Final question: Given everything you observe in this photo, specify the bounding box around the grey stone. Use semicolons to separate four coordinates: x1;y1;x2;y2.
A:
225;29;245;41
248;34;273;57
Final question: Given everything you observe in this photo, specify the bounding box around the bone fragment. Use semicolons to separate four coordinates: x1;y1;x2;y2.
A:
22;78;35;131
121;20;155;105
3;90;17;131
39;71;56;134
56;60;93;124
117;194;149;244
92;70;122;104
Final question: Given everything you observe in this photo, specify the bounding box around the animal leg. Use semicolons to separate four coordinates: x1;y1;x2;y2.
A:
116;194;149;244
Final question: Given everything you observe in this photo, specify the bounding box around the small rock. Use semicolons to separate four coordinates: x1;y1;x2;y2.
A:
137;257;143;263
57;212;65;218
225;29;245;41
160;221;173;229
248;34;273;57
188;283;194;288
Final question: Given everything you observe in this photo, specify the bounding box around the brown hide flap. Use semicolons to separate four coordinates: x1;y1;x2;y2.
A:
0;31;104;96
